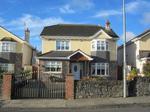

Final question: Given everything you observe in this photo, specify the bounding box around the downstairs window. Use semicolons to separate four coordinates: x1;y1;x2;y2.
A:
91;63;109;76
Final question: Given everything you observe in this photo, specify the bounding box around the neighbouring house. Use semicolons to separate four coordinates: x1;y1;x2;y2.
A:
118;29;150;76
38;21;119;80
0;26;36;74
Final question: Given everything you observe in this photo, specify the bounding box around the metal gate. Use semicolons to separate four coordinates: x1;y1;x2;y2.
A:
12;75;65;99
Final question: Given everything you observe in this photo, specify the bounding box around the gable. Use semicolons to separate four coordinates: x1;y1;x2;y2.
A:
0;27;24;44
93;30;113;39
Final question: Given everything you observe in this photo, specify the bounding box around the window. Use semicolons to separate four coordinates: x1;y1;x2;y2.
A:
0;63;14;73
0;41;16;52
91;63;109;76
56;40;70;51
91;40;109;51
45;61;62;73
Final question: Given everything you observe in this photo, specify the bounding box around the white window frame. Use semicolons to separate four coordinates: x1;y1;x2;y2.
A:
56;40;70;51
0;41;16;52
91;63;109;76
91;39;109;51
0;63;14;73
45;61;62;73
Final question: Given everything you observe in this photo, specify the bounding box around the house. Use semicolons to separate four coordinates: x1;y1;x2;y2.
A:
38;21;119;80
0;26;35;74
118;29;150;76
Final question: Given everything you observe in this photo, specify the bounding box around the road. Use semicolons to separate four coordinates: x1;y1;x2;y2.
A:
1;104;150;112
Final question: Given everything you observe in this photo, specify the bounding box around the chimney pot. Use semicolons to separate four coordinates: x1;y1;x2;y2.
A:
105;20;111;30
25;28;30;42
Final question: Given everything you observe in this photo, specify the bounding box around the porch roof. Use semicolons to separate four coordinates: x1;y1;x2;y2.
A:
38;50;93;61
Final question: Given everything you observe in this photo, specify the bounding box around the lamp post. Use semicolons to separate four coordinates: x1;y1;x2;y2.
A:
123;0;127;98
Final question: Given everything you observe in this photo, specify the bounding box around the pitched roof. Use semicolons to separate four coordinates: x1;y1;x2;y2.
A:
39;51;74;58
118;29;150;49
38;49;93;60
40;24;119;38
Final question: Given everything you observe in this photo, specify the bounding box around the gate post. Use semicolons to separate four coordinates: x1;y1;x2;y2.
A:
2;73;12;100
65;73;74;100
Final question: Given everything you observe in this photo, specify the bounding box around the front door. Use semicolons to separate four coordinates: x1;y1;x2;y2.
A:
71;63;80;80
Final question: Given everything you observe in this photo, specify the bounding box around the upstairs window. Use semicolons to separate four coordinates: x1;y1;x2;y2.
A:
91;40;109;51
0;41;16;52
56;40;70;51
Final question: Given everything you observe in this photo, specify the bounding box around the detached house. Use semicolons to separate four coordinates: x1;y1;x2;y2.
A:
0;26;35;74
118;29;150;75
38;21;119;80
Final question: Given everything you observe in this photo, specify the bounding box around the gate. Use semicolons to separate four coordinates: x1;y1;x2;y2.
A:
12;75;65;99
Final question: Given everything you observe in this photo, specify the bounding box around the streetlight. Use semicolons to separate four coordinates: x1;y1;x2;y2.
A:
123;0;127;98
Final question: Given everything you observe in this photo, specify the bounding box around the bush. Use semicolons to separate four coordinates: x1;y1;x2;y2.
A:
0;67;5;79
143;62;150;77
127;68;138;80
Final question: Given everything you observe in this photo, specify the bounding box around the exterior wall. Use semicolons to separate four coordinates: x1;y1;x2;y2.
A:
139;33;150;51
22;44;32;66
117;42;137;67
91;51;110;61
109;61;117;80
42;38;55;53
0;52;22;73
109;40;117;61
42;39;117;60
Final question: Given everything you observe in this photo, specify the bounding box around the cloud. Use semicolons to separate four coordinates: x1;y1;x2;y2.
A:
121;31;136;42
94;0;150;18
126;0;150;14
59;0;94;14
0;14;71;50
94;10;121;18
141;12;150;25
59;4;75;14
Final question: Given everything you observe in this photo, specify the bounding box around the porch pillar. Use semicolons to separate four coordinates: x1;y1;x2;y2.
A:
65;73;74;100
2;73;13;100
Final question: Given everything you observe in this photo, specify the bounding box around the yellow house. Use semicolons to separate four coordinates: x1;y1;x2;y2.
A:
39;21;119;80
0;26;35;73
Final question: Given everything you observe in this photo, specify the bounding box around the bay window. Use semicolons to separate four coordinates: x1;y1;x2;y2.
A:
91;63;109;76
0;41;16;52
45;61;62;73
56;40;70;51
91;40;109;51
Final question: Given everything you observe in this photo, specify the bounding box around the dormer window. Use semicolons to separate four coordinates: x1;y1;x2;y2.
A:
0;41;16;52
56;40;70;51
91;39;109;51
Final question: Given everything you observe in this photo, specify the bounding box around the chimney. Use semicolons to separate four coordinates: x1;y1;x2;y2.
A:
105;20;111;30
25;28;30;42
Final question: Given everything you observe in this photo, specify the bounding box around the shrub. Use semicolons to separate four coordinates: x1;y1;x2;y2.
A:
143;62;150;77
127;68;138;80
0;67;5;79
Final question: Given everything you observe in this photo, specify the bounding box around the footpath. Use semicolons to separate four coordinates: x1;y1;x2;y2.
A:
1;96;150;108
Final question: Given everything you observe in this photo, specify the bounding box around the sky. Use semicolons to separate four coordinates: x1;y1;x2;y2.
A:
0;0;150;51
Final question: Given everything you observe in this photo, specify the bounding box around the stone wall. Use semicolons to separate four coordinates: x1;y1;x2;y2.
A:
75;79;123;98
136;77;150;96
75;77;150;99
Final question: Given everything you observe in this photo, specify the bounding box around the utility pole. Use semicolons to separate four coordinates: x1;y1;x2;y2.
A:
123;0;127;98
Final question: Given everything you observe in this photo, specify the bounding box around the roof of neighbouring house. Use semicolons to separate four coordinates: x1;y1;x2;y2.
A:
40;24;119;38
118;29;150;49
